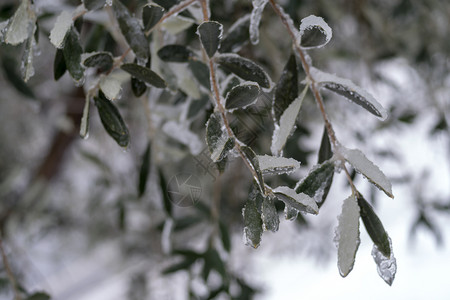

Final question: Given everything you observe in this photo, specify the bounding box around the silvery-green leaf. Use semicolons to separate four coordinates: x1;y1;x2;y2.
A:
249;0;269;45
83;52;113;72
225;82;260;110
121;63;166;88
257;155;300;175
262;195;279;232
54;49;66;80
143;4;164;31
94;91;129;147
4;0;34;46
299;15;332;49
99;75;122;101
80;95;90;139
273;186;318;215
271;84;308;156
335;194;360;277
219;14;250;53
357;194;391;257
62;27;85;83
112;0;149;63
206;112;234;162
243;188;264;248
83;0;106;10
295;160;334;204
338;146;393;198
49;10;73;49
188;60;210;90
372;236;396;286
241;146;265;194
157;44;195;63
197;21;223;58
216;53;271;89
138;142;151;197
272;53;298;124
310;67;388;120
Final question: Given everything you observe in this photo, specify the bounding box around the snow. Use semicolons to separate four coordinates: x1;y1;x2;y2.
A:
273;186;319;215
335;195;361;277
50;10;74;49
99;75;123;101
372;237;396;286
162;121;204;156
249;0;269;45
299;15;332;49
257;155;300;175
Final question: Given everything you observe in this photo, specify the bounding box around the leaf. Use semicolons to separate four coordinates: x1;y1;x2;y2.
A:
295;160;334;204
225;82;260;110
219;14;250;53
372;236;396;286
49;10;72;48
162;258;197;274
83;0;106;11
339;146;393;198
157;44;195;63
112;0;149;63
272;53;298;124
1;56;35;99
273;186;319;215
256;155;300;175
80;95;90;139
206;112;234;162
94;91;129;147
188;60;210;89
62;27;85;83
138;142;151;198
299;15;332;49
310;67;388;120
26;292;51;300
4;0;34;45
121;63;166;88
99;75;122;101
270;84;308;156
216;53;271;89
197;21;223;58
143;4;164;32
158;168;173;217
249;0;269;45
53;49;66;80
203;247;226;280
21;33;36;82
83;52;113;72
284;204;298;221
219;220;231;252
357;194;391;258
243;188;264;248
335;194;360;277
318;126;333;163
131;77;147;97
187;96;209;120
261;195;279;232
241;146;265;194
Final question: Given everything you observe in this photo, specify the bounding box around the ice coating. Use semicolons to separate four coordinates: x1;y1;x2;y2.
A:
5;0;33;45
257;155;300;175
99;75;122;101
338;146;393;198
273;186;318;215
80;95;90;139
21;34;36;82
310;67;388;120
299;15;332;49
162;121;203;155
335;195;361;277
50;10;73;49
249;0;269;45
372;237;396;286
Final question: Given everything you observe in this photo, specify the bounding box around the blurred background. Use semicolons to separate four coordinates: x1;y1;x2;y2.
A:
0;0;449;299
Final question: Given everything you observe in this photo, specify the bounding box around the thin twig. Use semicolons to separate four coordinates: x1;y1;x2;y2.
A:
0;238;22;300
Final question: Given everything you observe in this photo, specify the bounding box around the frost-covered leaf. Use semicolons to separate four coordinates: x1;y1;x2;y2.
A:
94;91;129;147
241;146;265;194
83;0;106;11
62;27;85;83
295;160;334;205
273;186;318;215
339;146;393;198
162;121;203;155
80;95;90;139
311;67;388;120
220;14;250;53
262;195;279;232
216;53;271;89
284;205;299;221
143;4;164;31
257;155;300;175
1;57;35;99
206;112;234;162
112;0;149;63
225;82;260;110
21;34;36;82
50;10;73;48
54;49;66;80
299;15;332;49
243;188;264;248
138;142;151;198
4;0;34;46
131;77;147;97
203;247;227;280
249;0;269;45
188;60;210;89
271;84;308;156
318;126;333;163
157;44;195;63
99;75;122;101
335;195;360;277
372;236;396;286
357;194;391;257
272;54;298;124
121;63;166;88
197;21;223;58
83;52;113;72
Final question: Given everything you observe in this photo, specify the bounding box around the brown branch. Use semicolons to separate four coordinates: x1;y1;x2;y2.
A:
0;238;22;300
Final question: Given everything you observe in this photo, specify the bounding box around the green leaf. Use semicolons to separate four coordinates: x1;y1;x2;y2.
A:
357;194;391;257
157;44;195;63
162;258;197;274
262;195;279;232
222;76;241;97
143;4;164;32
131;77;147;97
121;63;166;88
188;60;210;90
241;146;265;194
299;15;332;49
26;292;51;300
273;186;318;215
219;14;250;53
94;91;129;147
138;142;151;198
318;126;333;163
1;56;35;99
53;49;66;80
219;220;231;252
216;54;271;89
112;0;149;63
243;188;264;248
158;168;172;217
187;96;209;120
62;27;85;83
83;52;113;72
197;21;223;58
272;54;298;124
295;160;334;205
206;112;234;162
203;247;227;280
225;82;260;110
83;0;105;10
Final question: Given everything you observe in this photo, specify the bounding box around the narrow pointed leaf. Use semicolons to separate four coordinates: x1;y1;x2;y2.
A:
257;155;300;175
206;112;234;162
203;247;226;280
219;220;231;252
262;195;279;232
80;95;90;139
94;91;129;147
63;27;85;82
299;15;332;49
295;160;334;204
335;195;360;277
158;168;172;217
216;53;271;89
197;21;223;58
157;45;194;63
121;63;166;88
83;0;106;11
243;189;263;248
54;48;66;80
272;53;298;124
4;0;33;45
188;60;210;89
241;146;265;194
372;237;396;286
249;0;269;45
219;14;250;53
273;186;318;215
138;142;151;197
318;126;333;163
83;52;113;72
225;82;260;110
143;4;164;31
